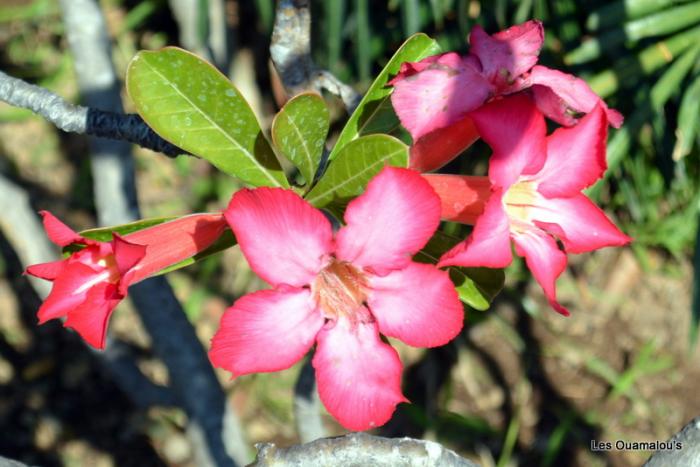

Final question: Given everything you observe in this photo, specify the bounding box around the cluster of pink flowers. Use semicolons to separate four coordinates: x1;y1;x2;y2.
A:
27;20;630;432
390;19;631;315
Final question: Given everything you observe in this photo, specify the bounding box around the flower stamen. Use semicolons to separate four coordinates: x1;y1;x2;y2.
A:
312;259;370;324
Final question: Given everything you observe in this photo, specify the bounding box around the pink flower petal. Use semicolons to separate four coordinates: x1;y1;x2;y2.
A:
388;54;449;81
63;282;121;349
225;188;333;287
209;286;323;376
528;66;623;128
25;259;65;280
531;194;631;254
390;52;492;140
126;213;228;283
469;94;547;187
469;20;544;88
313;319;407;431
511;228;569;315
534;105;608;197
367;262;463;347
40;211;83;247
438;189;513;268
409;116;480;172
423;174;491;224
336;167;440;275
36;262;106;323
112;234;147;276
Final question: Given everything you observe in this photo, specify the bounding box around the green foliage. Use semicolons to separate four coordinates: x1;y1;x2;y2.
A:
306;134;409;208
673;73;700;160
271;92;329;187
585;340;673;402
126;47;288;188
0;0;57;23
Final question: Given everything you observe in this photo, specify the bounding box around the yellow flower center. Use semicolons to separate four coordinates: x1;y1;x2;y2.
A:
503;180;539;232
312;259;370;324
96;254;121;284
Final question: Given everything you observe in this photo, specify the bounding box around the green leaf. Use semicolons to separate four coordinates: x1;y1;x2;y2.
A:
690;211;700;347
417;231;505;310
77;216;178;243
126;47;288;188
588;25;700;98
673;72;700;160
355;0;372;83
271;92;329;186
305;134;408;208
63;216;177;255
567;2;700;65
329;33;441;160
651;43;700;109
586;0;695;31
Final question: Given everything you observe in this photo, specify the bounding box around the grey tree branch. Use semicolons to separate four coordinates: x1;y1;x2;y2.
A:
0;70;185;158
168;0;233;74
58;1;249;465
270;0;360;112
250;433;479;466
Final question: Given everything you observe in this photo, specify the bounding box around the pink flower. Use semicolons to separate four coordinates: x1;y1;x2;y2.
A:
26;211;227;349
433;94;631;315
209;167;463;431
389;20;623;172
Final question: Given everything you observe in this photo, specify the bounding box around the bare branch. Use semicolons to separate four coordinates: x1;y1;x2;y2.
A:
270;0;360;111
167;0;233;74
0;71;185;158
251;433;480;467
317;70;362;113
0;69;86;133
58;0;249;465
0;174;56;299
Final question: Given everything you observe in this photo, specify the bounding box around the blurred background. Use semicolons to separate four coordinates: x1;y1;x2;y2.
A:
1;0;699;466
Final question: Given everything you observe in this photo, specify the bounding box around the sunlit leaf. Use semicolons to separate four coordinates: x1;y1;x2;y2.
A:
329;33;441;160
74;216;177;243
673;73;700;160
305;134;408;208
651;43;700;109
271;92;329;186
126;47;288;188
